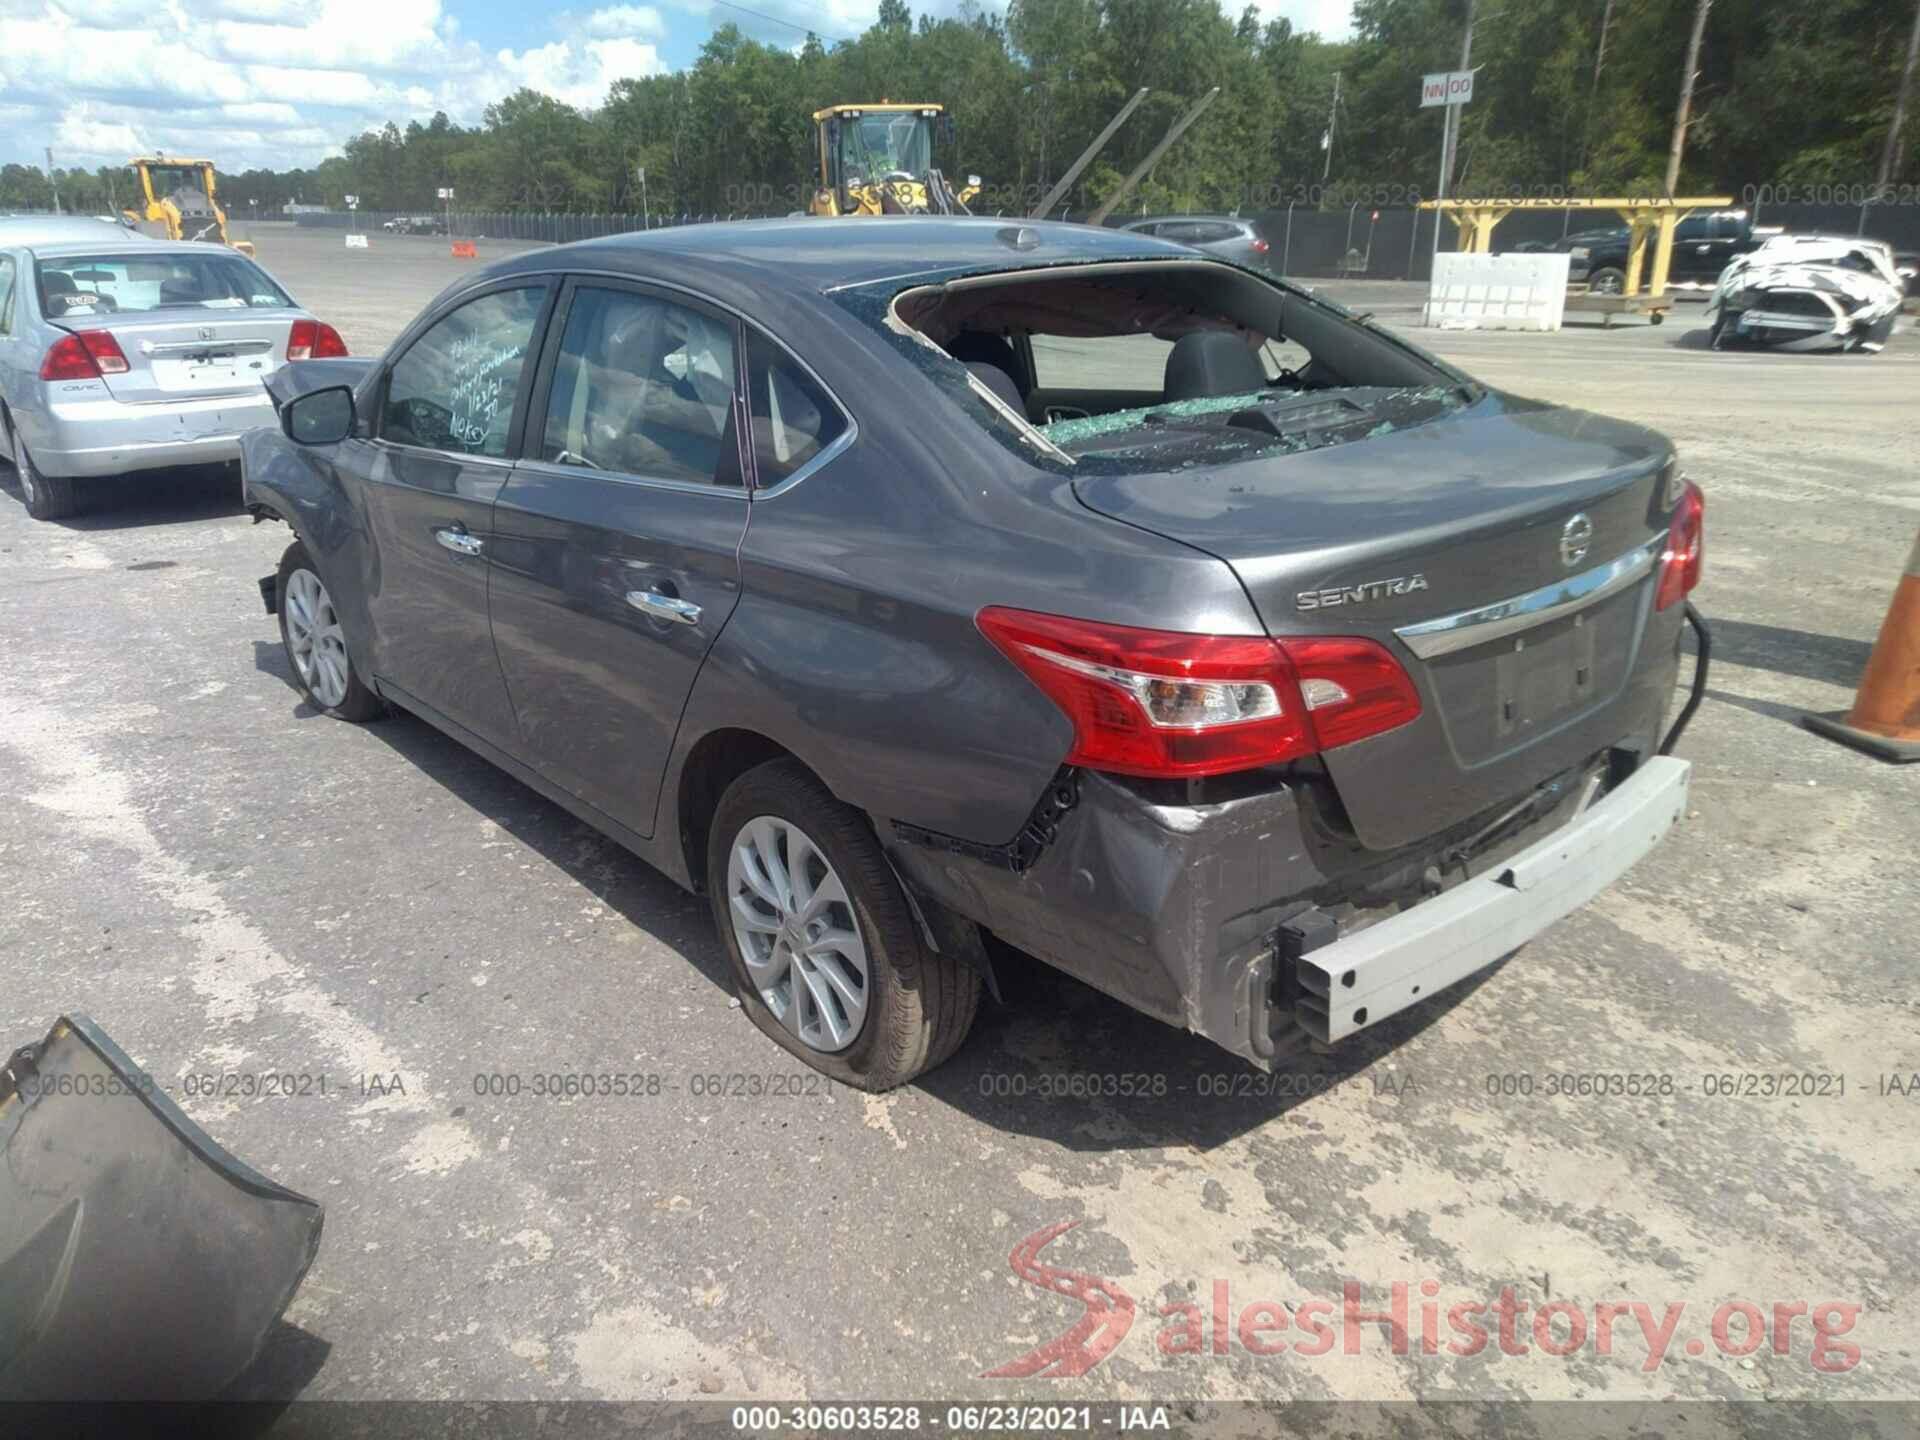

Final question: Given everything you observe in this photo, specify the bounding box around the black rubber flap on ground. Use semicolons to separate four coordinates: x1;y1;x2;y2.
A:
0;1013;325;1401
1801;709;1920;763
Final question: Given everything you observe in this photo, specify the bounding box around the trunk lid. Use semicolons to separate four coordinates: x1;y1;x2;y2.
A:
57;310;299;404
1072;392;1675;850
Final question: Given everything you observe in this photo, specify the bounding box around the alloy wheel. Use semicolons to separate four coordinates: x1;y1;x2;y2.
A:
284;567;351;709
726;816;869;1053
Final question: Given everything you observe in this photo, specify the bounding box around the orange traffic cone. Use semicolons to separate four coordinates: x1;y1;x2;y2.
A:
1804;528;1920;762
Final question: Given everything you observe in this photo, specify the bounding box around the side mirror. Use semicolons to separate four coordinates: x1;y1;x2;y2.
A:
283;386;355;446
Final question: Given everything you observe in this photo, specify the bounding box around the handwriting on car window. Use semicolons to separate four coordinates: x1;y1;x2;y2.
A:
447;335;524;451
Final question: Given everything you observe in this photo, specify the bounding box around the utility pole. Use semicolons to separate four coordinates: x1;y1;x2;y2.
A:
1878;0;1920;191
1430;0;1478;274
1578;0;1617;177
46;146;60;214
1664;0;1711;197
1439;0;1477;202
1322;71;1342;181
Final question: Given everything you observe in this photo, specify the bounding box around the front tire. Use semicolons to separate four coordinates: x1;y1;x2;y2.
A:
277;540;382;720
13;428;77;521
708;759;981;1091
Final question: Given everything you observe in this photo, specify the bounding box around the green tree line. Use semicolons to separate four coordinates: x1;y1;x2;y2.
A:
6;0;1918;219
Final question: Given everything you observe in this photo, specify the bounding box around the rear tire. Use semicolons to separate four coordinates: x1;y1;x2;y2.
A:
13;428;76;522
707;759;981;1091
276;540;383;720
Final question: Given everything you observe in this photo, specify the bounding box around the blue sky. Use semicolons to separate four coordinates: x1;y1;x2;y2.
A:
0;0;1356;171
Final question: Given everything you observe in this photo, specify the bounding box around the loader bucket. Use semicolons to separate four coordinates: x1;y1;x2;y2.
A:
0;1015;324;1401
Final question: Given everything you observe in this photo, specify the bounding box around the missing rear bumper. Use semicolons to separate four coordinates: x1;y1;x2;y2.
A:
1290;755;1691;1042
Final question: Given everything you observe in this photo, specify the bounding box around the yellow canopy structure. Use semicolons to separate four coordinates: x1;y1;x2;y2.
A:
1419;196;1736;298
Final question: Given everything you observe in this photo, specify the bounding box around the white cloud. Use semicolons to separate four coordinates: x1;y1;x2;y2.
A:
0;0;669;171
581;4;665;40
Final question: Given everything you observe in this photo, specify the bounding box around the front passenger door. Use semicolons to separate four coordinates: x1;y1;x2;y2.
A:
359;283;552;748
487;280;750;840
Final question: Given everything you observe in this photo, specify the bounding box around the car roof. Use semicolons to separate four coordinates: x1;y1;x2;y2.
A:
478;216;1193;302
29;238;243;263
0;216;157;249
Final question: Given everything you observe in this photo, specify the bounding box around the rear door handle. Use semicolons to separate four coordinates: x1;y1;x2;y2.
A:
434;527;484;556
626;589;701;625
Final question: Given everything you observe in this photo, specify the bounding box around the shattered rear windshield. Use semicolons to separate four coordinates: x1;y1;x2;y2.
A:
838;258;1473;475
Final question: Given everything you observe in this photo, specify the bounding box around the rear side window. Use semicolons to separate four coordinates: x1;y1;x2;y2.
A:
35;251;292;318
745;331;847;487
539;286;741;486
383;286;546;458
0;256;14;336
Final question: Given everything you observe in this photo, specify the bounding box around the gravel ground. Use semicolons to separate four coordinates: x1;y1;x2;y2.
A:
2;222;1916;1415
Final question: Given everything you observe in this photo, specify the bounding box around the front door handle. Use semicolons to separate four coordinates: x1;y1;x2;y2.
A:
626;589;701;625
435;526;484;556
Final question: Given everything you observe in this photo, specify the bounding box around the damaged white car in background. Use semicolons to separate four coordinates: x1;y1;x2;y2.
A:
1706;234;1905;353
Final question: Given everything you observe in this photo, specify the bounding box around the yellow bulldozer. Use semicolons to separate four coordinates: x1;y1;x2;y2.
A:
123;156;255;256
808;104;981;217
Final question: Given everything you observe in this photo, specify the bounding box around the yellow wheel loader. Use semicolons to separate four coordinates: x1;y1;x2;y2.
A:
808;104;981;217
123;156;255;257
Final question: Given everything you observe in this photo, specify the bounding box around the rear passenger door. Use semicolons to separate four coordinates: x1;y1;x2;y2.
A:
487;279;750;840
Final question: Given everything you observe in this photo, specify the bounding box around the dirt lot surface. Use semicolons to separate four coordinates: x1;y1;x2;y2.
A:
3;222;1916;1414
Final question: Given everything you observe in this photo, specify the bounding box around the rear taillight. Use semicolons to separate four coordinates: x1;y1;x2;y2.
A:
1251;237;1270;253
39;330;128;380
976;608;1421;779
287;319;348;360
1655;480;1704;610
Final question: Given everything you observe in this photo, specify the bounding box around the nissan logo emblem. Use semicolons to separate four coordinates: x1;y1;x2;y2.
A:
198;326;215;341
1560;513;1594;568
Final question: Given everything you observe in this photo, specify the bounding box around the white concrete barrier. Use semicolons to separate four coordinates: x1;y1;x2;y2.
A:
344;233;369;249
1424;252;1570;331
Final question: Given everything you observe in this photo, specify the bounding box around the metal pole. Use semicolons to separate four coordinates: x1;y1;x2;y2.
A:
1429;0;1477;281
46;147;60;214
1323;72;1341;181
1283;198;1295;276
1406;204;1420;279
1665;0;1711;197
1878;0;1920;192
1029;87;1150;221
1087;88;1220;226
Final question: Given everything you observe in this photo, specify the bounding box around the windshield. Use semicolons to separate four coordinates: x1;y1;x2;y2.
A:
840;114;933;181
144;165;215;213
37;252;293;318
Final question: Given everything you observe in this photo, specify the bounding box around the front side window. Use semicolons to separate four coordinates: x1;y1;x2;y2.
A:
746;331;847;486
539;286;740;486
383;286;546;458
35;251;294;319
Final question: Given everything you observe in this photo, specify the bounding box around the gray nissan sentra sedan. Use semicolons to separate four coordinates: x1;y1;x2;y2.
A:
241;216;1707;1090
0;216;341;520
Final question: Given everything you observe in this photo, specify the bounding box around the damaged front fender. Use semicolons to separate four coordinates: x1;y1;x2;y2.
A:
0;1015;323;1401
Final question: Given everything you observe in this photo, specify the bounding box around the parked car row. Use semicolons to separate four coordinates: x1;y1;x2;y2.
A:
237;217;1708;1088
0;216;345;519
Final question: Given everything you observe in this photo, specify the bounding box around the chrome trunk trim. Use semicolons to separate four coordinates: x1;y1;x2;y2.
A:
1394;538;1661;660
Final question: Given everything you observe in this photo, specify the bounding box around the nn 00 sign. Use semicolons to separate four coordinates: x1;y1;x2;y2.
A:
1421;70;1475;107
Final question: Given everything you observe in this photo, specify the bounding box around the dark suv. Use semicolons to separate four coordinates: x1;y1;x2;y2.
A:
244;218;1706;1090
1556;210;1762;293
